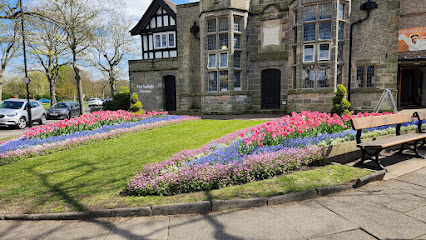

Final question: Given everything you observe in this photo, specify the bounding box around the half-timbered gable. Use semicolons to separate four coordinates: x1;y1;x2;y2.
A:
130;0;177;60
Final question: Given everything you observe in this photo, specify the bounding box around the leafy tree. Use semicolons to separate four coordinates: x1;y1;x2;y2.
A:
0;18;20;100
93;5;135;96
40;0;100;115
26;8;68;105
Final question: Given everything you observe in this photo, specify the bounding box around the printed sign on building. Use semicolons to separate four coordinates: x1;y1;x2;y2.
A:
398;27;426;52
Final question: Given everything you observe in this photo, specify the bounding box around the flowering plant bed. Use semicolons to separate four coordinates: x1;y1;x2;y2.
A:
0;111;199;165
125;111;423;196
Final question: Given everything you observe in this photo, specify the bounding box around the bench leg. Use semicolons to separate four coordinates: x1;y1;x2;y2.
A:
373;150;388;172
355;148;388;171
398;143;405;154
413;140;426;159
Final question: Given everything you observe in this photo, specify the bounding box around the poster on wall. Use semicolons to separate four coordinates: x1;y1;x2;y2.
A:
399;27;426;52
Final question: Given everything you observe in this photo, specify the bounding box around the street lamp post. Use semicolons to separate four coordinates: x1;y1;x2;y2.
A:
20;0;31;127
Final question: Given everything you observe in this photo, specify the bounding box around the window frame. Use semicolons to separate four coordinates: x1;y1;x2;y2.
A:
317;43;330;61
208;53;217;69
153;31;175;49
356;64;376;88
303;44;316;63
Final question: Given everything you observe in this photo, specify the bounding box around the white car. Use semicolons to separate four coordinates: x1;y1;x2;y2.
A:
0;99;47;129
88;98;103;107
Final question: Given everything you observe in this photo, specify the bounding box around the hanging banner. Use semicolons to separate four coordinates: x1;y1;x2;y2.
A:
398;27;426;52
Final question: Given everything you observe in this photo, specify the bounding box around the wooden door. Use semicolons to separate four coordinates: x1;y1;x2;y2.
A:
164;75;177;111
261;69;281;109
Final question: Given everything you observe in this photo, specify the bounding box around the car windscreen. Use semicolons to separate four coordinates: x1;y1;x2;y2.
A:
89;98;97;101
0;101;24;109
52;103;69;108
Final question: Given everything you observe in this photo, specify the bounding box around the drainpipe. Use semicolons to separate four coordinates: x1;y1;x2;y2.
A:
347;0;378;103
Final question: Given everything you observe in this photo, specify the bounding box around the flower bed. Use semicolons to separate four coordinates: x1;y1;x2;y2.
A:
125;111;423;196
0;111;199;165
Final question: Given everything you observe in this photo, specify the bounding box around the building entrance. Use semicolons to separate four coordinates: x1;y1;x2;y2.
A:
261;69;281;109
398;66;425;108
164;75;177;111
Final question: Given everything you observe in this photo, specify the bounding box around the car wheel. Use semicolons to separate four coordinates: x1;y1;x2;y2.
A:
39;114;47;125
17;117;27;129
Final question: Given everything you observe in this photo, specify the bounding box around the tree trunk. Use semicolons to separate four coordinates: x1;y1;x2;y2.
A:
49;78;57;105
72;52;85;115
109;69;115;96
0;69;4;101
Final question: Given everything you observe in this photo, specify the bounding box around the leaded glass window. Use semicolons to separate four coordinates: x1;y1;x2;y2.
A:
234;71;241;91
207;19;216;33
208;35;216;50
304;5;316;21
317;65;330;88
208;72;218;91
234;51;241;68
319;3;332;19
219;70;228;91
303;44;315;62
234;34;241;49
319;22;331;40
318;43;330;61
303;66;315;88
218;18;228;32
304;23;316;41
219;34;228;49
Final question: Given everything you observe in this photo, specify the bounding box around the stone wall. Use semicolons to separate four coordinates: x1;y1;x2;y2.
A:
349;0;400;111
398;0;426;59
201;93;249;114
176;2;202;113
248;1;290;112
287;90;334;113
128;58;178;111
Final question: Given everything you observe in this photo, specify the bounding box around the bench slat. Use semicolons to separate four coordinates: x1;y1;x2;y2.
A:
351;113;412;130
415;110;426;121
358;133;426;149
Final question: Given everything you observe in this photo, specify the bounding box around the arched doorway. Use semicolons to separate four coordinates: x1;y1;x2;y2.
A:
261;69;281;109
164;75;176;111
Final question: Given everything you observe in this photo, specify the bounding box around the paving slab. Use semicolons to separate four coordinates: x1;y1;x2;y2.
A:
105;216;169;240
220;207;304;240
0;220;62;240
398;167;426;187
271;200;358;239
406;206;426;223
384;158;426;180
316;194;426;239
308;229;376;240
168;213;239;240
351;183;426;213
382;179;426;198
43;220;111;240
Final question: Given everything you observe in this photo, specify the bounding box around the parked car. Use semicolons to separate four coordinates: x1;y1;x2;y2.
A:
39;98;51;103
0;99;47;129
47;101;80;120
88;98;103;107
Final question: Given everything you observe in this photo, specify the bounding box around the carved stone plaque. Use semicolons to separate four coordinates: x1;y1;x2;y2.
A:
262;20;281;47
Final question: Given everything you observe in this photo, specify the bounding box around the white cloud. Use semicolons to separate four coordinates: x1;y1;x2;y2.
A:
125;0;152;21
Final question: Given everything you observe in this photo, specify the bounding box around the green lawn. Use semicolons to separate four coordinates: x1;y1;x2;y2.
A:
0;119;264;213
0;119;370;214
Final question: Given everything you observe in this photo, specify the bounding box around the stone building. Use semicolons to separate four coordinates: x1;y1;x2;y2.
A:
129;0;426;114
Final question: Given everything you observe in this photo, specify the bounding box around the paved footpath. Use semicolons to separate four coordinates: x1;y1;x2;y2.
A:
1;166;425;240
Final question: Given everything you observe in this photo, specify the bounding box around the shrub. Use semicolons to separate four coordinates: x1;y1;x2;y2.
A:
129;92;143;113
103;92;130;111
331;84;350;116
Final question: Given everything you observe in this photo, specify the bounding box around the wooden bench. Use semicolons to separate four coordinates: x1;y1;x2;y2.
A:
351;112;426;171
